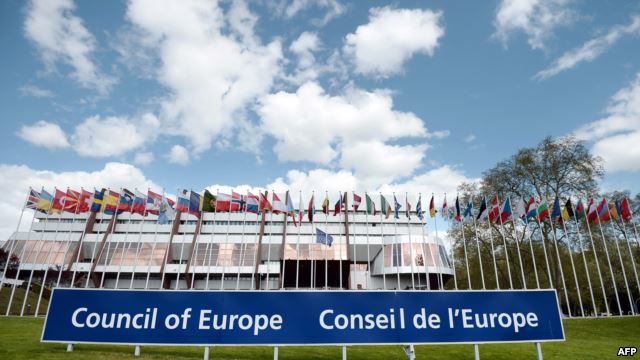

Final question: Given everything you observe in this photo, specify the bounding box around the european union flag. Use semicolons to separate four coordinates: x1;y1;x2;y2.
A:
316;228;334;247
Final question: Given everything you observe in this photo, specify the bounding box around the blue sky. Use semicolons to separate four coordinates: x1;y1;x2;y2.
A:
1;0;640;237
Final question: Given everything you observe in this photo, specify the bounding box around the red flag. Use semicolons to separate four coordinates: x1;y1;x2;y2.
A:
352;194;362;211
52;189;66;213
488;196;500;224
620;197;632;222
78;190;92;213
63;189;80;213
259;192;272;212
308;195;315;223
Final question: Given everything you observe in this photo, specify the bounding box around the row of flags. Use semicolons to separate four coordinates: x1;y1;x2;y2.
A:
23;187;636;227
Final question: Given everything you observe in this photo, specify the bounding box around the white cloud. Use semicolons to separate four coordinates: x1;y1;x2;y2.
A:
534;15;640;80
258;82;432;182
340;141;428;187
274;0;345;26
133;151;154;166
17;121;70;150
0;162;159;240
124;0;283;154
493;0;576;50
24;0;114;93
71;113;160;157
378;165;477;202
464;134;476;143
343;7;444;77
19;84;54;98
574;73;640;172
268;168;359;196
166;145;190;165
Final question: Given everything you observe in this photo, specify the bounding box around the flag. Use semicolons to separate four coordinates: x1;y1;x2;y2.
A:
158;194;176;224
366;193;376;216
37;189;54;213
307;195;315;222
90;190;105;213
551;197;562;222
216;193;232;212
245;192;259;214
321;194;330;215
132;190;146;215
103;190;120;215
441;194;448;219
189;191;201;218
537;201;549;221
405;195;412;219
488;196;500;223
26;188;41;212
609;201;620;222
525;197;538;221
463;200;473;220
146;190;162;215
575;199;586;220
477;197;488;220
620;197;632;222
381;195;392;219
352;193;362;211
562;199;574;222
117;190;135;214
287;192;297;226
596;198;611;223
176;189;190;213
298;193;304;224
231;192;246;212
78;189;92;213
316;228;334;247
63;189;80;213
52;189;66;213
429;195;436;218
393;195;401;219
272;193;287;214
333;193;345;216
499;198;512;224
415;195;424;220
454;196;461;222
259;192;272;212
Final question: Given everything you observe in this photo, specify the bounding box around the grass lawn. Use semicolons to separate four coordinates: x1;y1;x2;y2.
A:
0;316;637;359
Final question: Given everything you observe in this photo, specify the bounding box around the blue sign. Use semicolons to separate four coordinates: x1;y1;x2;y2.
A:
42;289;564;346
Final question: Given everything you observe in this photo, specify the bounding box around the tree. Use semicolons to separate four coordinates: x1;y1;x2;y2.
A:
0;248;20;279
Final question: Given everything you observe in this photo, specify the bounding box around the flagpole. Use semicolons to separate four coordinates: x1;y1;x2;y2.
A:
280;191;290;290
266;191;275;290
364;193;372;289
568;198;597;316
70;188;94;288
506;197;526;289
351;192;358;290
417;194;431;290
114;191;135;289
392;193;401;290
3;187;42;315
324;191;329;290
603;200;634;315
379;193;386;290
309;191;315;289
546;200;572;317
99;188;123;288
432;193;444;290
338;191;344;290
159;188;179;290
145;189;163;290
295;191;302;289
581;199;610;315
186;191;204;290
521;205;540;289
205;190;219;290
174;190;190;290
18;187;63;316
220;190;234;290
532;203;553;292
618;207;640;302
236;197;249;290
592;199;623;314
129;189;148;289
483;199;500;290
493;195;513;289
0;188;31;292
558;202;585;317
250;193;260;290
457;194;471;290
443;193;458;290
406;193;416;290
469;196;486;290
83;188;105;289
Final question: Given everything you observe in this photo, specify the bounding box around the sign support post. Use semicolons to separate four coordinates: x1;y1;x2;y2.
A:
203;346;209;360
273;346;278;360
403;345;415;360
535;342;543;360
134;345;140;356
474;344;480;360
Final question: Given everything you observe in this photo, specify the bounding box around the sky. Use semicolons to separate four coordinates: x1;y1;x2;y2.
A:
1;0;640;239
